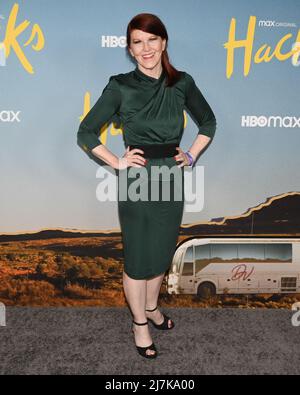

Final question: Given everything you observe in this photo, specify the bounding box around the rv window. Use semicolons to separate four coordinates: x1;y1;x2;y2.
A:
236;243;292;263
184;246;193;262
238;244;264;262
195;245;210;273
211;244;238;263
182;246;194;276
265;244;292;263
195;245;210;260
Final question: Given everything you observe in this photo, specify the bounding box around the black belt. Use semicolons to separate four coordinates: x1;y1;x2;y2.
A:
128;143;178;159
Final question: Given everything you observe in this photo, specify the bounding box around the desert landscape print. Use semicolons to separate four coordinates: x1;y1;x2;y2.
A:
0;191;299;308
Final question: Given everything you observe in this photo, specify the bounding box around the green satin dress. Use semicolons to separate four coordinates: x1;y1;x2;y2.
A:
77;66;217;279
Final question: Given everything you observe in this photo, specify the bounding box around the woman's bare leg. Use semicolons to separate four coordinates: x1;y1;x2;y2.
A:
122;271;156;356
145;272;173;328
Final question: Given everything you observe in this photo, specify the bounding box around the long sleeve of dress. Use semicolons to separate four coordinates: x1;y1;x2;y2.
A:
184;72;217;140
77;76;121;152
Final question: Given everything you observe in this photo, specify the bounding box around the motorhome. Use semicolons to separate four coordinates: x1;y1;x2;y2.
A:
167;238;300;298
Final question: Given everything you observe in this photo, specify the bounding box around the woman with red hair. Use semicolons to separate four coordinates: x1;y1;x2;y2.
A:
77;13;217;359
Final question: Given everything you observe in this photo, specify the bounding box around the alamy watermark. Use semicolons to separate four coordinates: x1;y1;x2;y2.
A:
0;302;5;327
95;164;205;213
291;302;300;327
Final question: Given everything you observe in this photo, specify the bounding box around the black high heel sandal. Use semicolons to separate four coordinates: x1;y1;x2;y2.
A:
132;320;158;359
145;306;175;330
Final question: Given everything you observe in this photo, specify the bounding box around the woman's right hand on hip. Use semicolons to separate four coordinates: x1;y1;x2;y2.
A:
117;147;147;170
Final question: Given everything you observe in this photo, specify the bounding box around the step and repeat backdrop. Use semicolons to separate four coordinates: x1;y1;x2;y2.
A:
0;0;299;307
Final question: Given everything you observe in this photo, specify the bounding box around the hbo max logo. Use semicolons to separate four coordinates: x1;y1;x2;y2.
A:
101;35;127;48
241;115;300;128
0;42;6;67
0;111;21;122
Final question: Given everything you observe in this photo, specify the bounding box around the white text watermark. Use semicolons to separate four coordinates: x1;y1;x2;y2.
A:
95;165;205;213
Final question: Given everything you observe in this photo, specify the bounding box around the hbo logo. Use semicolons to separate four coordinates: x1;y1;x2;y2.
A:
101;36;127;48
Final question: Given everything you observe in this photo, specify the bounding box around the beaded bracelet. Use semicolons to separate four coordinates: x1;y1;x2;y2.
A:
185;151;195;167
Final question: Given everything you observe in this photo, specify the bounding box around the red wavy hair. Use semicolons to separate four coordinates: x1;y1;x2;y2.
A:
126;13;181;87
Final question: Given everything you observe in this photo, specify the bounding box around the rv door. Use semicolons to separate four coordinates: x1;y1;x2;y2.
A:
179;245;195;294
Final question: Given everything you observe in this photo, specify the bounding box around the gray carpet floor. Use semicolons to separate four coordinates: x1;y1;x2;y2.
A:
0;307;300;375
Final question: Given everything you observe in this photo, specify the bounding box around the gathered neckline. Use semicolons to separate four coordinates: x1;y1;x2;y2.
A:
134;66;165;83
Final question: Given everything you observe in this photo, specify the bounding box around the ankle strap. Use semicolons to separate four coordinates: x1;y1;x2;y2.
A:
145;306;158;312
133;320;148;326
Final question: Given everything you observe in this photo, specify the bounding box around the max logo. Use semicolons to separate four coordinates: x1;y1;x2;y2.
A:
0;110;21;122
231;264;254;281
